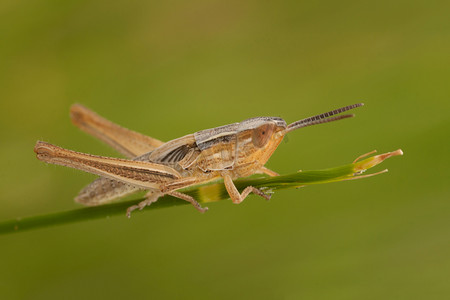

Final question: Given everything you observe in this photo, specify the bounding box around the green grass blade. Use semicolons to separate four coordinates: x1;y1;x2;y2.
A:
0;149;402;235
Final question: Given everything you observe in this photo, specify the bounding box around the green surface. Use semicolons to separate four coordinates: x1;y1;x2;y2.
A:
0;0;449;299
0;150;400;235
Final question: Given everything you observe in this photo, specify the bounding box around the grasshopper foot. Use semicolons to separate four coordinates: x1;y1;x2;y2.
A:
246;186;272;202
231;186;272;204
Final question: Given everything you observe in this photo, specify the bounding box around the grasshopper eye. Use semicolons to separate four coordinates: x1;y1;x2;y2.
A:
252;123;275;148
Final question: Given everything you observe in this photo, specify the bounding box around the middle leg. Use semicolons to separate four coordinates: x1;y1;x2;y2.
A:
126;190;208;218
126;190;161;218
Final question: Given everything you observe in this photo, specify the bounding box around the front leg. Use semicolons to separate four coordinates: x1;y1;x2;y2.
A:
221;172;271;204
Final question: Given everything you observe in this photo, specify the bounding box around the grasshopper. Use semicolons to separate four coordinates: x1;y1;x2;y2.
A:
34;103;363;217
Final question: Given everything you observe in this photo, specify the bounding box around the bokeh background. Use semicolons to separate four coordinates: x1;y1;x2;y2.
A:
1;0;449;299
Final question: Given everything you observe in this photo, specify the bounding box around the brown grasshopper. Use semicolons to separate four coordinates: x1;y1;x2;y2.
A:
34;103;363;217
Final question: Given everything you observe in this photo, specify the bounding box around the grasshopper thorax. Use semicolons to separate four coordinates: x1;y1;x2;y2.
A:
193;117;287;174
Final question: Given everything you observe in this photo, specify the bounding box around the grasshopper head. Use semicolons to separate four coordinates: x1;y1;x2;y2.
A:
241;117;287;144
235;117;288;168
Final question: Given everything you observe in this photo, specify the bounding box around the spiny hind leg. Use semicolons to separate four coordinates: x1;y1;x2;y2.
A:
126;190;161;218
222;173;271;204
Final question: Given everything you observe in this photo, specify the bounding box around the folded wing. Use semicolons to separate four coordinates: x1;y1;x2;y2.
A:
70;104;164;158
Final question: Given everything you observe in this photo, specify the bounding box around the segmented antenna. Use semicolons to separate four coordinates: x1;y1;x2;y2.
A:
285;103;364;133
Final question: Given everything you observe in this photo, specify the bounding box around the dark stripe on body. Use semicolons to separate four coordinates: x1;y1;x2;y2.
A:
196;134;235;150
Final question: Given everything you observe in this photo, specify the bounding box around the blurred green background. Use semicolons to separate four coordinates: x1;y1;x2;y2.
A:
1;0;449;299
